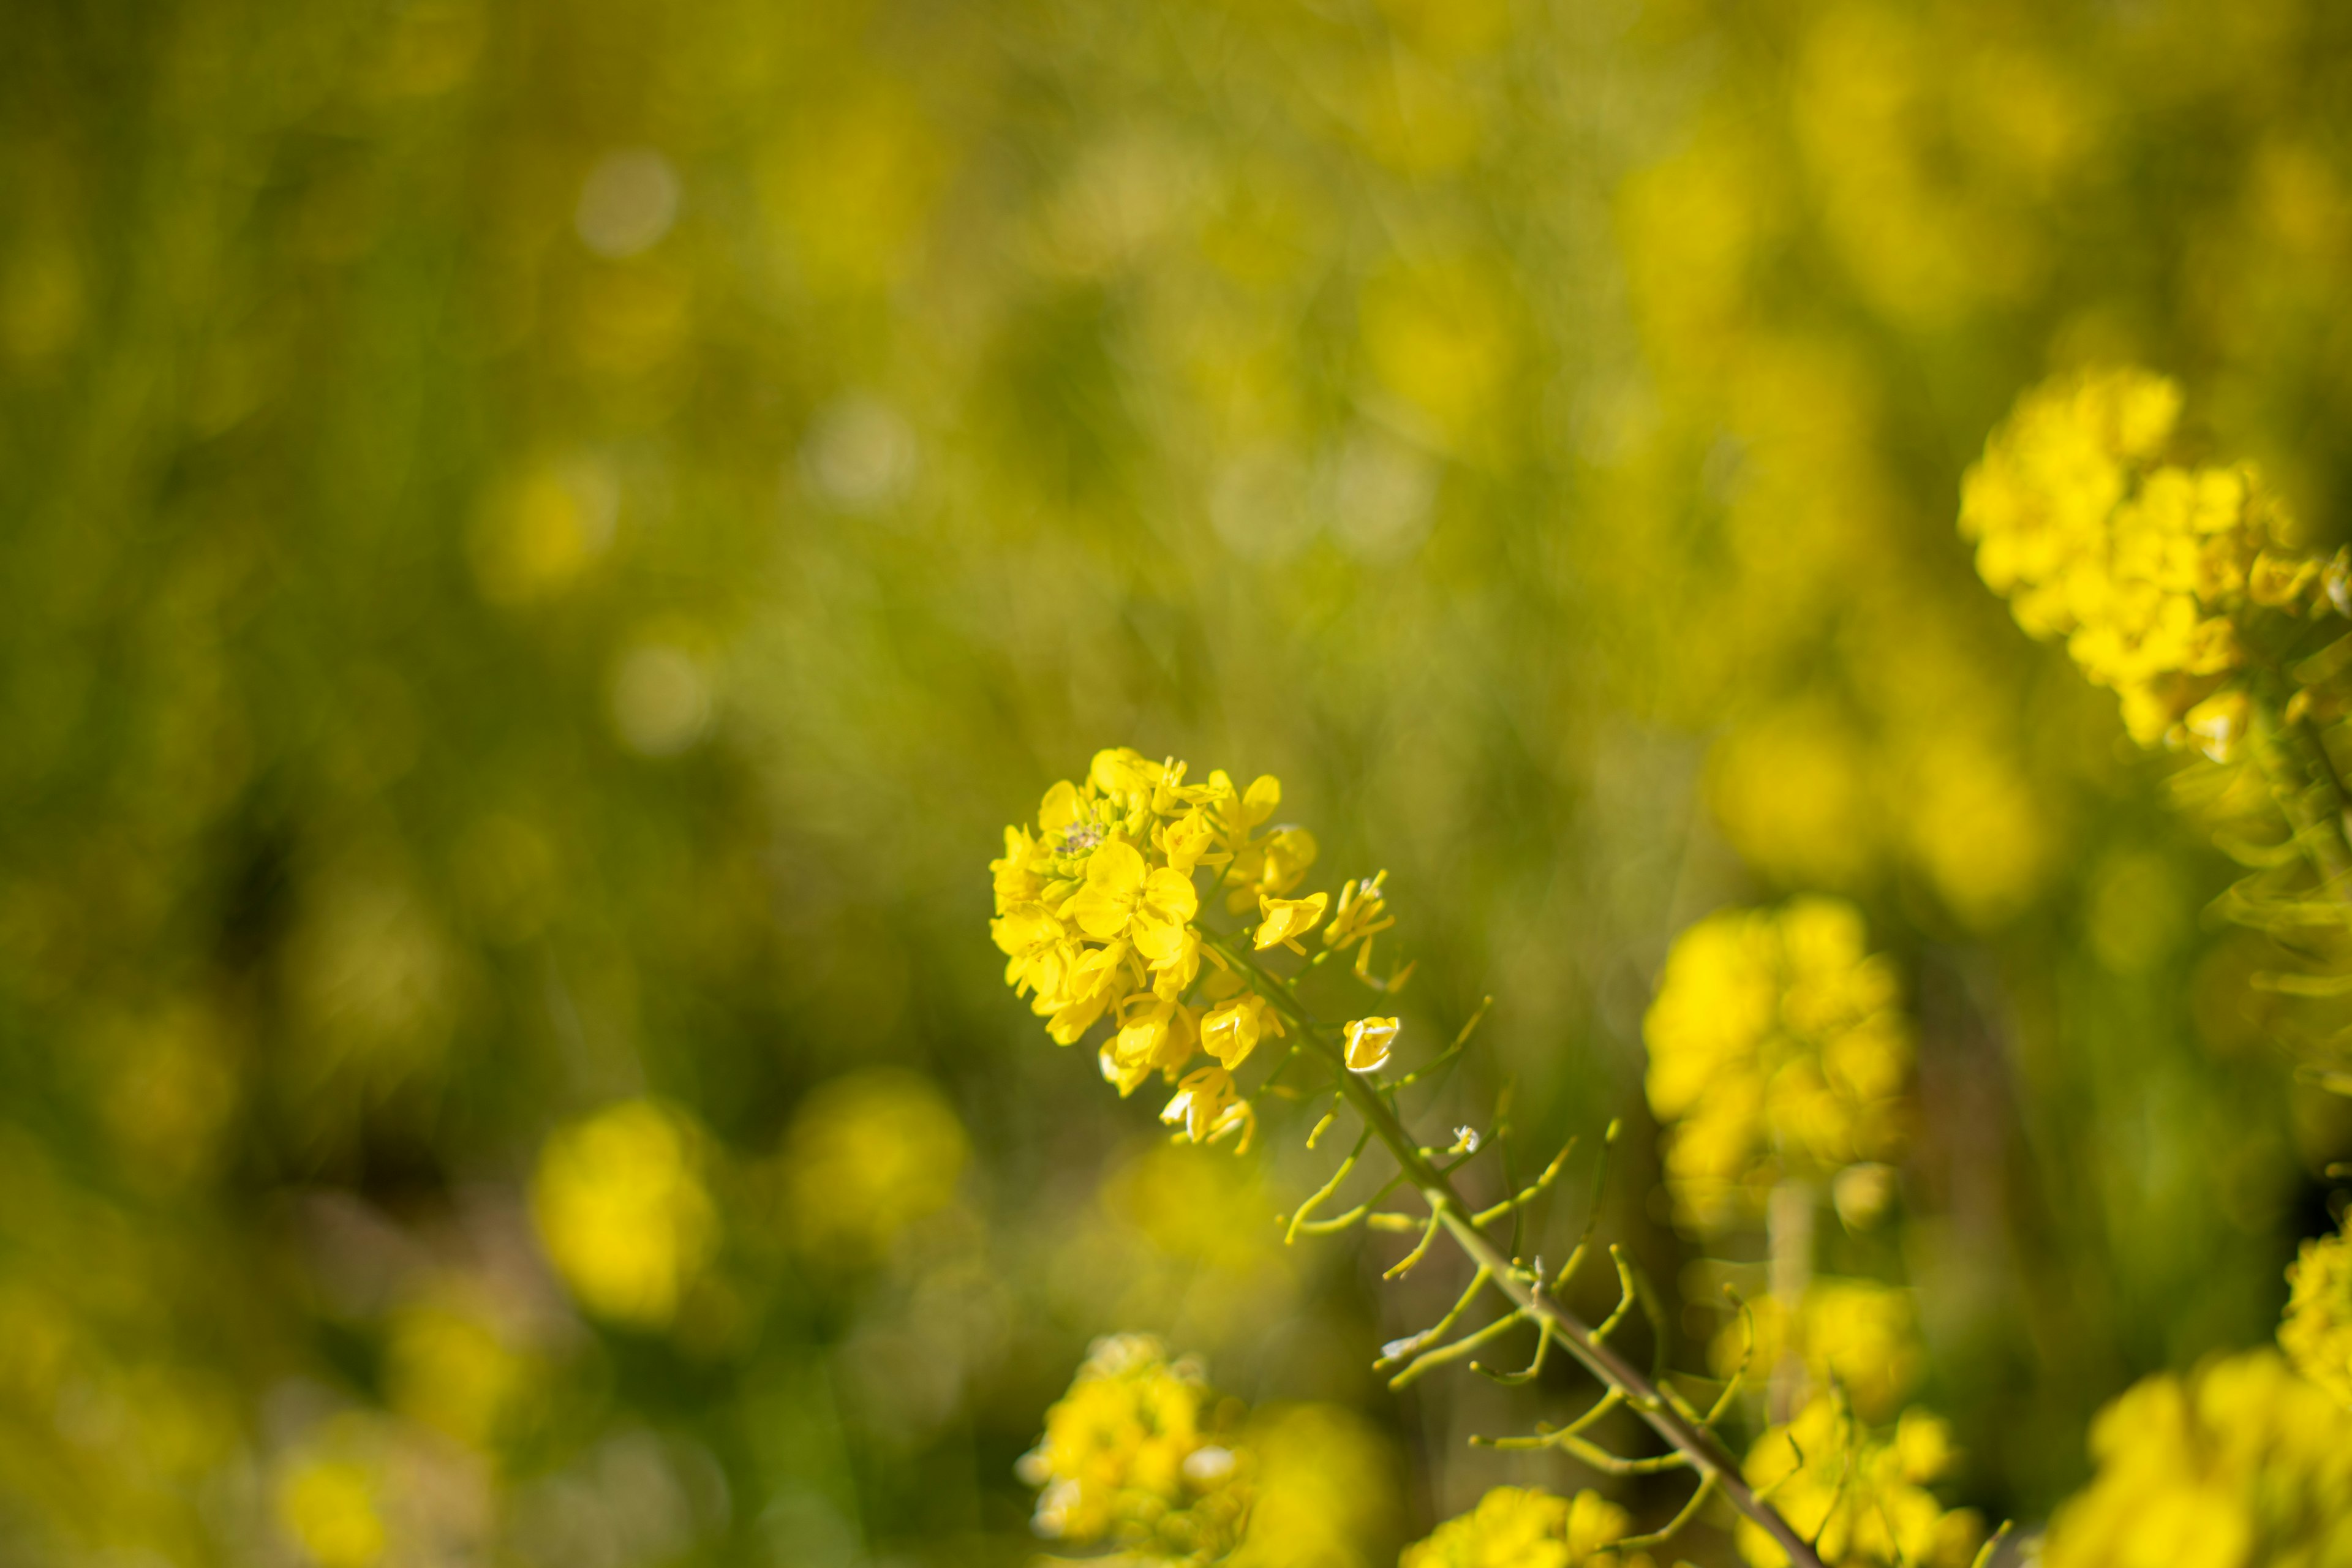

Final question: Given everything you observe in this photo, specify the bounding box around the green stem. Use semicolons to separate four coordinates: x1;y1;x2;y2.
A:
1213;938;1827;1568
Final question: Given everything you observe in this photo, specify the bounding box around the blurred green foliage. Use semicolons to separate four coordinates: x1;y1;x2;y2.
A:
4;0;2352;1562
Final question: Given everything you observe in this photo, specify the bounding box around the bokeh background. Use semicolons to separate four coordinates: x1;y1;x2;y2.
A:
6;0;2352;1561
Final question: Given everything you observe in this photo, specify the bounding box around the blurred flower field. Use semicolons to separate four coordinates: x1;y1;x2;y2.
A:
7;0;2352;1562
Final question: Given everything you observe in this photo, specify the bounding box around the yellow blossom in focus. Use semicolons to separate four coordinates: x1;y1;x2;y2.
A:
1163;1065;1253;1151
2282;1216;2352;1408
994;754;1413;1153
2041;1351;2352;1567
1644;899;1911;1231
1400;1485;1641;1568
531;1099;717;1329
1959;367;2331;747
1343;1016;1400;1074
1254;891;1329;952
1740;1399;1981;1568
1017;1333;1254;1561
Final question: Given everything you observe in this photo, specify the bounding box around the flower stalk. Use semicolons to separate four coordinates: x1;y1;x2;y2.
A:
1213;936;1830;1568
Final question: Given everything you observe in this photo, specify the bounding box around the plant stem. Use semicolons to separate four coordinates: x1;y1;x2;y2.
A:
1219;940;1827;1568
1766;1178;1815;1425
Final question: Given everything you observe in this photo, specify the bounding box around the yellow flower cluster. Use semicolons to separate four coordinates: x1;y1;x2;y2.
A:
1711;1278;1923;1425
1400;1485;1645;1568
992;748;1403;1149
2282;1216;2352;1409
1959;366;2340;750
1739;1400;1982;1568
1016;1333;1253;1562
2041;1351;2352;1567
1643;899;1910;1231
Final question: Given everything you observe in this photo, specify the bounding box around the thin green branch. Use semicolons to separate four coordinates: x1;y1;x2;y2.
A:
1201;935;1830;1568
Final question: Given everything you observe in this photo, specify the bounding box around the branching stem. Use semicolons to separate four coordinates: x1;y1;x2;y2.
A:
1208;937;1828;1568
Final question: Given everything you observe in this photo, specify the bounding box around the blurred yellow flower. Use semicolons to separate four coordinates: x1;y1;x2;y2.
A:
1017;1333;1253;1561
1644;899;1910;1231
276;1454;387;1568
1400;1485;1636;1568
783;1069;968;1261
2282;1216;2352;1408
1711;1278;1923;1424
2041;1351;2352;1567
1740;1399;1980;1568
1959;367;2330;748
531;1099;716;1329
382;1292;531;1452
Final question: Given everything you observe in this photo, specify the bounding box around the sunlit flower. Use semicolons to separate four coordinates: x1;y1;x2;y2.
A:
530;1099;717;1329
1344;1016;1400;1073
1254;891;1329;952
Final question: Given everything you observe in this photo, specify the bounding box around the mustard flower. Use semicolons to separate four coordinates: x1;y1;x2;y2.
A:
1323;872;1396;954
1202;993;1280;1070
1254;891;1329;952
2040;1351;2352;1567
1344;1016;1400;1073
1711;1278;1923;1424
1163;1065;1253;1150
1739;1398;1981;1568
1017;1334;1254;1561
1959;367;2332;748
1400;1485;1640;1568
2282;1217;2352;1409
993;751;1409;1151
1643;899;1910;1231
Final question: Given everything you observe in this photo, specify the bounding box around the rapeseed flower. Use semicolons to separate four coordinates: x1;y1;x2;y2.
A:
1400;1485;1643;1568
993;750;1409;1148
2040;1351;2352;1567
530;1099;717;1329
1959;367;2335;748
1711;1278;1923;1424
1644;899;1910;1231
1739;1398;1981;1568
1017;1334;1254;1562
2282;1216;2352;1409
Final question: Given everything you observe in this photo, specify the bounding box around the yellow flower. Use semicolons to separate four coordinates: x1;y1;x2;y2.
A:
2041;1351;2352;1568
1323;871;1396;952
1400;1485;1635;1568
1047;940;1140;1045
1202;993;1281;1069
1959;367;2324;749
1740;1399;1981;1568
991;901;1077;1001
1112;994;1203;1093
1163;1064;1251;1147
1254;890;1329;952
1644;898;1911;1231
2282;1217;2352;1409
530;1099;717;1329
1065;839;1200;947
1018;1334;1254;1557
1343;1016;1400;1073
276;1454;388;1568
